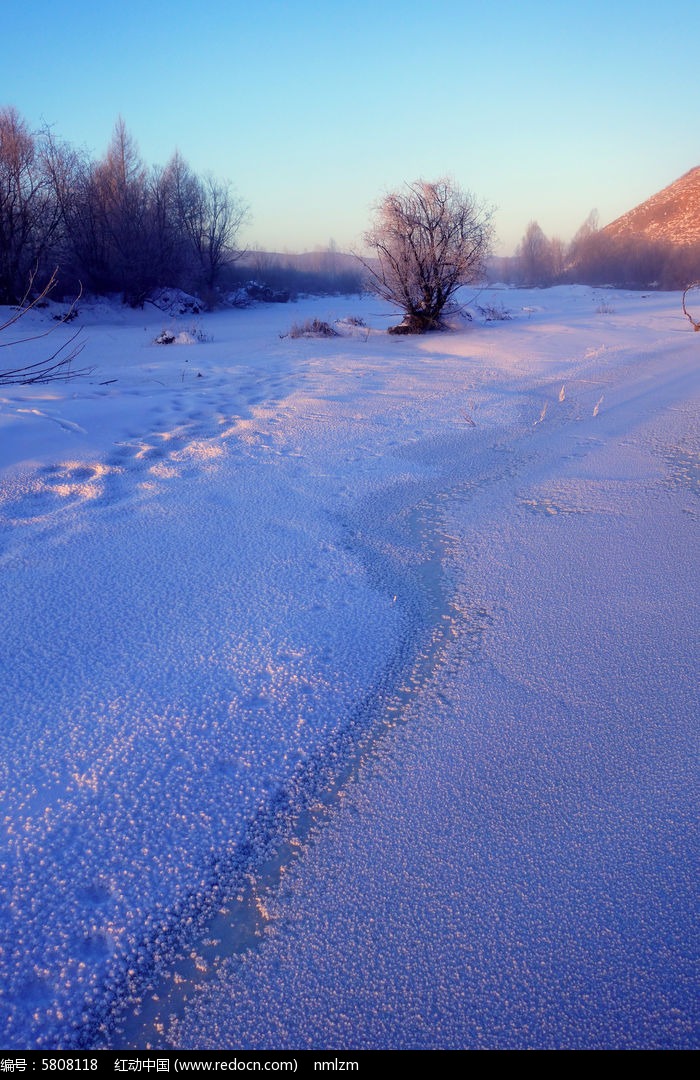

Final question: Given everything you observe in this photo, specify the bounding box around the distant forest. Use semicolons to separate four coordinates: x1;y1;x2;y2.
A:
496;214;700;290
2;105;697;308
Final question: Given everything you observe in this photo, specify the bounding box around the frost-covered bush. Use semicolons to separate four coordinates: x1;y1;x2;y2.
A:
360;178;493;333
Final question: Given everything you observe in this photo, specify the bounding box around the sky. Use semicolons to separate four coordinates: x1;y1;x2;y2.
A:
2;0;698;255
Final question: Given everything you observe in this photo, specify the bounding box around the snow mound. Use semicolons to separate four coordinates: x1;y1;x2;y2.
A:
225;281;291;307
147;288;203;316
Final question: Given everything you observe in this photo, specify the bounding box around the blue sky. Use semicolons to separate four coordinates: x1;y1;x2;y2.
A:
3;0;697;254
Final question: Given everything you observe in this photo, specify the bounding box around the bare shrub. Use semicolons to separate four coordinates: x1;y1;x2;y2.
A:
477;301;512;321
0;267;90;385
189;322;212;343
284;318;340;339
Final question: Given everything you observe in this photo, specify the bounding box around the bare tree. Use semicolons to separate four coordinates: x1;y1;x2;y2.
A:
0;108;62;303
359;178;493;333
682;283;700;331
516;221;555;286
185;173;248;294
93;118;154;303
160;154;248;295
148;161;189;287
48;120;148;302
39;127;85;293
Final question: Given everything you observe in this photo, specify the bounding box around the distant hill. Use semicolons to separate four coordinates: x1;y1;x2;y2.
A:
603;166;700;247
238;250;360;272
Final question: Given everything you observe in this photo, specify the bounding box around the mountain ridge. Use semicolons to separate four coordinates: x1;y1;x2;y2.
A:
603;166;700;247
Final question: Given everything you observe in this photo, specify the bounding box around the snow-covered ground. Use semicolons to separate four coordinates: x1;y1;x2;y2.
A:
0;286;697;1049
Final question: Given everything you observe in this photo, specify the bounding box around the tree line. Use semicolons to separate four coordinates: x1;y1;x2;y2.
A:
0;107;247;306
504;213;700;290
5;101;695;311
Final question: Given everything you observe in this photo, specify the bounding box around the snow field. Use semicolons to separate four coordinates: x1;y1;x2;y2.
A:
0;286;697;1048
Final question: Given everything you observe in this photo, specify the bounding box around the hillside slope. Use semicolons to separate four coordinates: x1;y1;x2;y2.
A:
604;166;700;246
